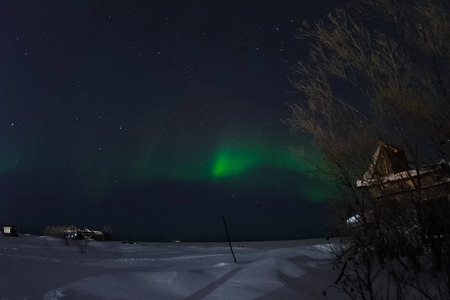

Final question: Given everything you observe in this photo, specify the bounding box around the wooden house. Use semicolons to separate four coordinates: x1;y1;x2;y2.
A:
355;141;450;234
357;141;450;202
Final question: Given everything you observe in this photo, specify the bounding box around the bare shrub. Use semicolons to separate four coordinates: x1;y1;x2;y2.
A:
77;239;89;254
287;0;450;299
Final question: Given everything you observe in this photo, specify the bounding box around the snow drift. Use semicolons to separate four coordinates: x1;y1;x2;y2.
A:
0;234;346;299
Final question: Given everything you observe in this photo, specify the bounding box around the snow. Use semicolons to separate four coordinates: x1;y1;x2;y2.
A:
0;234;347;299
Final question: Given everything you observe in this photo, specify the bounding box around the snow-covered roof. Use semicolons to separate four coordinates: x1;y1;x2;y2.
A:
357;163;450;187
357;141;450;188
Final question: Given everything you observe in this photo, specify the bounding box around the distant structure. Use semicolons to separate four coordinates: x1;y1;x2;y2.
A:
62;226;105;241
3;226;19;237
77;228;105;241
63;225;78;239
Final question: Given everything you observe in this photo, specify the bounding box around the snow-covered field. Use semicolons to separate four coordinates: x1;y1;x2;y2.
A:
0;234;346;300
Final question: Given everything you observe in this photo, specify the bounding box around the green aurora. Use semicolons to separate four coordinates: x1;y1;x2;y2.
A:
211;144;320;179
0;135;332;203
121;138;332;202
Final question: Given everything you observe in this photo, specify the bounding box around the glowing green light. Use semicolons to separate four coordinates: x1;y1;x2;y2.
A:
75;133;333;203
212;148;263;178
210;142;322;180
208;142;333;202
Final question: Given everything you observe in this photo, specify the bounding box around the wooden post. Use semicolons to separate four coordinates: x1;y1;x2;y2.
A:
223;216;237;263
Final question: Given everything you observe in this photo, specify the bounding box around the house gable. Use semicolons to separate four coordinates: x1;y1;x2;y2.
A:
363;141;409;182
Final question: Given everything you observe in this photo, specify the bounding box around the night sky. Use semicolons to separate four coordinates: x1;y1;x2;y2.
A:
0;1;337;242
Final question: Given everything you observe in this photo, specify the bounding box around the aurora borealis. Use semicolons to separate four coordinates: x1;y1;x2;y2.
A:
0;1;336;241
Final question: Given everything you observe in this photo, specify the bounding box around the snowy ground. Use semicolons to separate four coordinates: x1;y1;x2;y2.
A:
0;234;347;300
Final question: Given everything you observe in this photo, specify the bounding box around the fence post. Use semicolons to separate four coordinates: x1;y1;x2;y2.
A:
223;216;237;263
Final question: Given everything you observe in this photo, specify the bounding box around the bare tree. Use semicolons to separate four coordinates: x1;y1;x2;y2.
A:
286;1;450;299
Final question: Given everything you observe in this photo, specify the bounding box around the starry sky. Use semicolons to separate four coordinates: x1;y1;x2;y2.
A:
0;1;337;242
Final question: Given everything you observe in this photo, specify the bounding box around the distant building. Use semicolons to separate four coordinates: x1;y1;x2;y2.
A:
77;228;105;241
3;226;19;237
60;226;105;241
63;225;78;240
